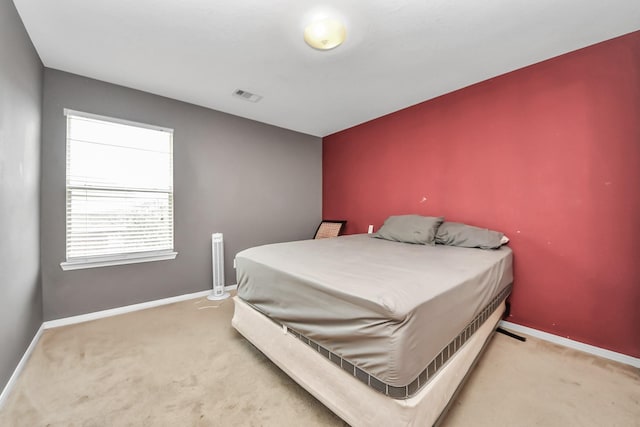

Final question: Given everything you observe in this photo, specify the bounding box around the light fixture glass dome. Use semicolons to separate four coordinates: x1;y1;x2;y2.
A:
304;18;346;50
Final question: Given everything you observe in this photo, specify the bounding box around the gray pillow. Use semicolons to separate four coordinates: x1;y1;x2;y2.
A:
373;215;444;245
435;222;505;249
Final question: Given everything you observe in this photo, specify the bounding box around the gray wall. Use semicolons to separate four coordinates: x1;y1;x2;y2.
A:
41;69;322;320
0;0;43;393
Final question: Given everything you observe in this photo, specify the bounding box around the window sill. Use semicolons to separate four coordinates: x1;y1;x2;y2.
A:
60;251;178;271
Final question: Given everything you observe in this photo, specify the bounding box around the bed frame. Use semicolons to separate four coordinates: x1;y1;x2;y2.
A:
232;296;506;426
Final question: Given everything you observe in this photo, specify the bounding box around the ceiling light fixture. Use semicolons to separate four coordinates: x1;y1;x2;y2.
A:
304;18;346;50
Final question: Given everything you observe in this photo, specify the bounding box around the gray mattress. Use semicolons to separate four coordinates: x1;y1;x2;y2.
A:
236;234;513;389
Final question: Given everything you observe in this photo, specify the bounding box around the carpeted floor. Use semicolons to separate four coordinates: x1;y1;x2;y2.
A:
1;296;638;427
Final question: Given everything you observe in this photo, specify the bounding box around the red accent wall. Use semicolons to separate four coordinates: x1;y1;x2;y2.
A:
323;31;640;357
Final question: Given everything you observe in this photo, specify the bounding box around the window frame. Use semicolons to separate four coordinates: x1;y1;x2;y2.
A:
60;109;177;271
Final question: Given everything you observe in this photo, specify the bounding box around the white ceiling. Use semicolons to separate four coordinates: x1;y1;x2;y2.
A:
13;0;640;137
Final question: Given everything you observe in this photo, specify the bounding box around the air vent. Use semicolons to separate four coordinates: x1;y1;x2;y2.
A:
233;89;263;103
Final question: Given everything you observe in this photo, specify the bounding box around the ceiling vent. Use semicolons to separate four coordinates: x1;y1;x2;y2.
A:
233;89;262;103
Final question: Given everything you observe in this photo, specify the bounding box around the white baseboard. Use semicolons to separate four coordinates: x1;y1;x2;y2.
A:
499;321;640;368
0;324;44;410
43;284;237;329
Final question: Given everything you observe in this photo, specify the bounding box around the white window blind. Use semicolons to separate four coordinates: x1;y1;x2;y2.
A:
62;110;175;269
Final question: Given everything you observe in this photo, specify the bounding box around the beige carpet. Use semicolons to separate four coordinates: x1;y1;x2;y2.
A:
1;296;638;427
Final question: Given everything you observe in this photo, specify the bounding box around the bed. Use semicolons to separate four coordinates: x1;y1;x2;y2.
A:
232;233;513;426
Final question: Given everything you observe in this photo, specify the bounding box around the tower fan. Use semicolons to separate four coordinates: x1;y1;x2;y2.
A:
208;233;230;301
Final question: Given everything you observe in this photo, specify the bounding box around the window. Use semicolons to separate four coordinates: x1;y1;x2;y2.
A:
60;109;176;270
